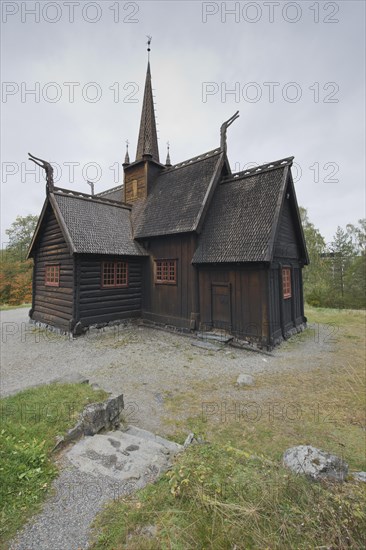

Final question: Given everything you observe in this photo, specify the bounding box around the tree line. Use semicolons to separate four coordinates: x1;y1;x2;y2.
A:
300;208;365;309
0;212;365;309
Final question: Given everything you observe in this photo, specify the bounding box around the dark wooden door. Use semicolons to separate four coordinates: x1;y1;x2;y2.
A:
211;283;231;331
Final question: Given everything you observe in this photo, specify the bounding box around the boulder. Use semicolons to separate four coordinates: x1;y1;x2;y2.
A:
53;394;124;451
352;471;366;483
236;374;254;386
283;445;348;482
53;372;89;385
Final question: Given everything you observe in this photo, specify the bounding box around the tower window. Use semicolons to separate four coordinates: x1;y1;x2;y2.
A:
102;261;128;288
282;267;292;299
155;259;177;284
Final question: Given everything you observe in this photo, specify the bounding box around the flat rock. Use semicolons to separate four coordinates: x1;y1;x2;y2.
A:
67;426;182;482
10;427;181;550
197;332;233;344
236;374;254;386
283;445;348;482
191;341;222;351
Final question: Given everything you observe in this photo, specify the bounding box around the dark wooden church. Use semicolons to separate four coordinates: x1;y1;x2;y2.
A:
27;55;309;349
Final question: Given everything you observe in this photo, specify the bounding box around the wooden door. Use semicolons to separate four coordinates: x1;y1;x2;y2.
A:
211;283;231;331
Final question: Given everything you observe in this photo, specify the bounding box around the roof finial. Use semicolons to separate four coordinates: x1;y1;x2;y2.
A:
124;139;130;164
166;141;171;167
86;180;95;196
146;35;152;62
28;152;54;194
220;111;240;152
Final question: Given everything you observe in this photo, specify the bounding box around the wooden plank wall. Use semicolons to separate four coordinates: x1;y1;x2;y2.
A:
198;265;269;344
76;255;143;326
269;262;305;339
274;197;300;259
32;205;73;330
142;234;198;329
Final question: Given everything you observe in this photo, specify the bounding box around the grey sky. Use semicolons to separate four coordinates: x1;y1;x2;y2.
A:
1;0;365;245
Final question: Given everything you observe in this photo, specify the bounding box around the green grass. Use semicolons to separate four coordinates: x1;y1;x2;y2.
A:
91;306;366;549
0;383;107;544
0;303;31;311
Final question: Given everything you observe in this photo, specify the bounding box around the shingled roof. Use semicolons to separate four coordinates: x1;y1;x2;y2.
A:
192;157;295;264
28;188;147;258
96;184;123;202
133;149;225;238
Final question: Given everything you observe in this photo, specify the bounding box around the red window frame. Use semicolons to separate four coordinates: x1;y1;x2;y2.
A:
101;261;128;288
45;264;60;287
282;267;292;299
155;259;177;285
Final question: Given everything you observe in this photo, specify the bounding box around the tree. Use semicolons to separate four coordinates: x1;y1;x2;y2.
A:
5;214;38;260
346;219;366;255
344;255;366;309
328;226;355;307
0;215;37;305
299;207;329;306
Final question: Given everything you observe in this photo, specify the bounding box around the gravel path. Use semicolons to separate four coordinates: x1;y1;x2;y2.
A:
0;308;336;434
1;307;337;549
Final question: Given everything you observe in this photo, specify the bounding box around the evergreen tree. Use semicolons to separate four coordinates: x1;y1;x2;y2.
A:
329;227;355;307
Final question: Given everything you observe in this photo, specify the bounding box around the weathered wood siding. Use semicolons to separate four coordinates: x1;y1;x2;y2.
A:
75;255;143;326
31;205;73;330
142;234;199;329
273;197;300;259
269;191;306;340
198;264;269;344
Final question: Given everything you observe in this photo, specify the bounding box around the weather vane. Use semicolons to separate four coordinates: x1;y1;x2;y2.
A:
146;35;152;60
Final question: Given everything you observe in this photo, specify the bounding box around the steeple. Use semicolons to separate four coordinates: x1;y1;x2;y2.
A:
135;39;160;163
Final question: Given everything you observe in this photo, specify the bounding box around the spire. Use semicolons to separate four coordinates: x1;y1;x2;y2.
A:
124;139;130;165
135;38;160;163
165;141;171;166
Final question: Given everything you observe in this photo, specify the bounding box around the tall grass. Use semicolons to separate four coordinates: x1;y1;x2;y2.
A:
91;307;366;549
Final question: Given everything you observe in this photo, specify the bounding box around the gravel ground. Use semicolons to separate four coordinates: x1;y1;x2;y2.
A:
1;307;336;549
0;308;335;434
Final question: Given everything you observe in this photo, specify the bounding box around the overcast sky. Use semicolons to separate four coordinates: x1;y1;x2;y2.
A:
1;0;365;245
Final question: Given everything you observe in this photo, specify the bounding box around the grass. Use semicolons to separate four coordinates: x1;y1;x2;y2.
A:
91;306;366;549
0;303;31;311
0;383;107;544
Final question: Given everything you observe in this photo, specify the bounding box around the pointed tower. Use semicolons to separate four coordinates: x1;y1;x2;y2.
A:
135;61;160;163
123;40;164;204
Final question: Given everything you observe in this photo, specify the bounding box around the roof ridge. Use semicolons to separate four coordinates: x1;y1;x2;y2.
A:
96;183;124;197
223;156;294;182
53;187;131;210
163;148;222;173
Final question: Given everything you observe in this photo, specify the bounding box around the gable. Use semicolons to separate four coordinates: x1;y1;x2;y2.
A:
132;149;224;238
27;197;73;259
193;159;291;264
274;193;299;259
272;174;309;263
28;190;148;259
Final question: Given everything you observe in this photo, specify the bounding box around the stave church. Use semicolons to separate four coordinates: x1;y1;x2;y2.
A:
27;48;309;349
